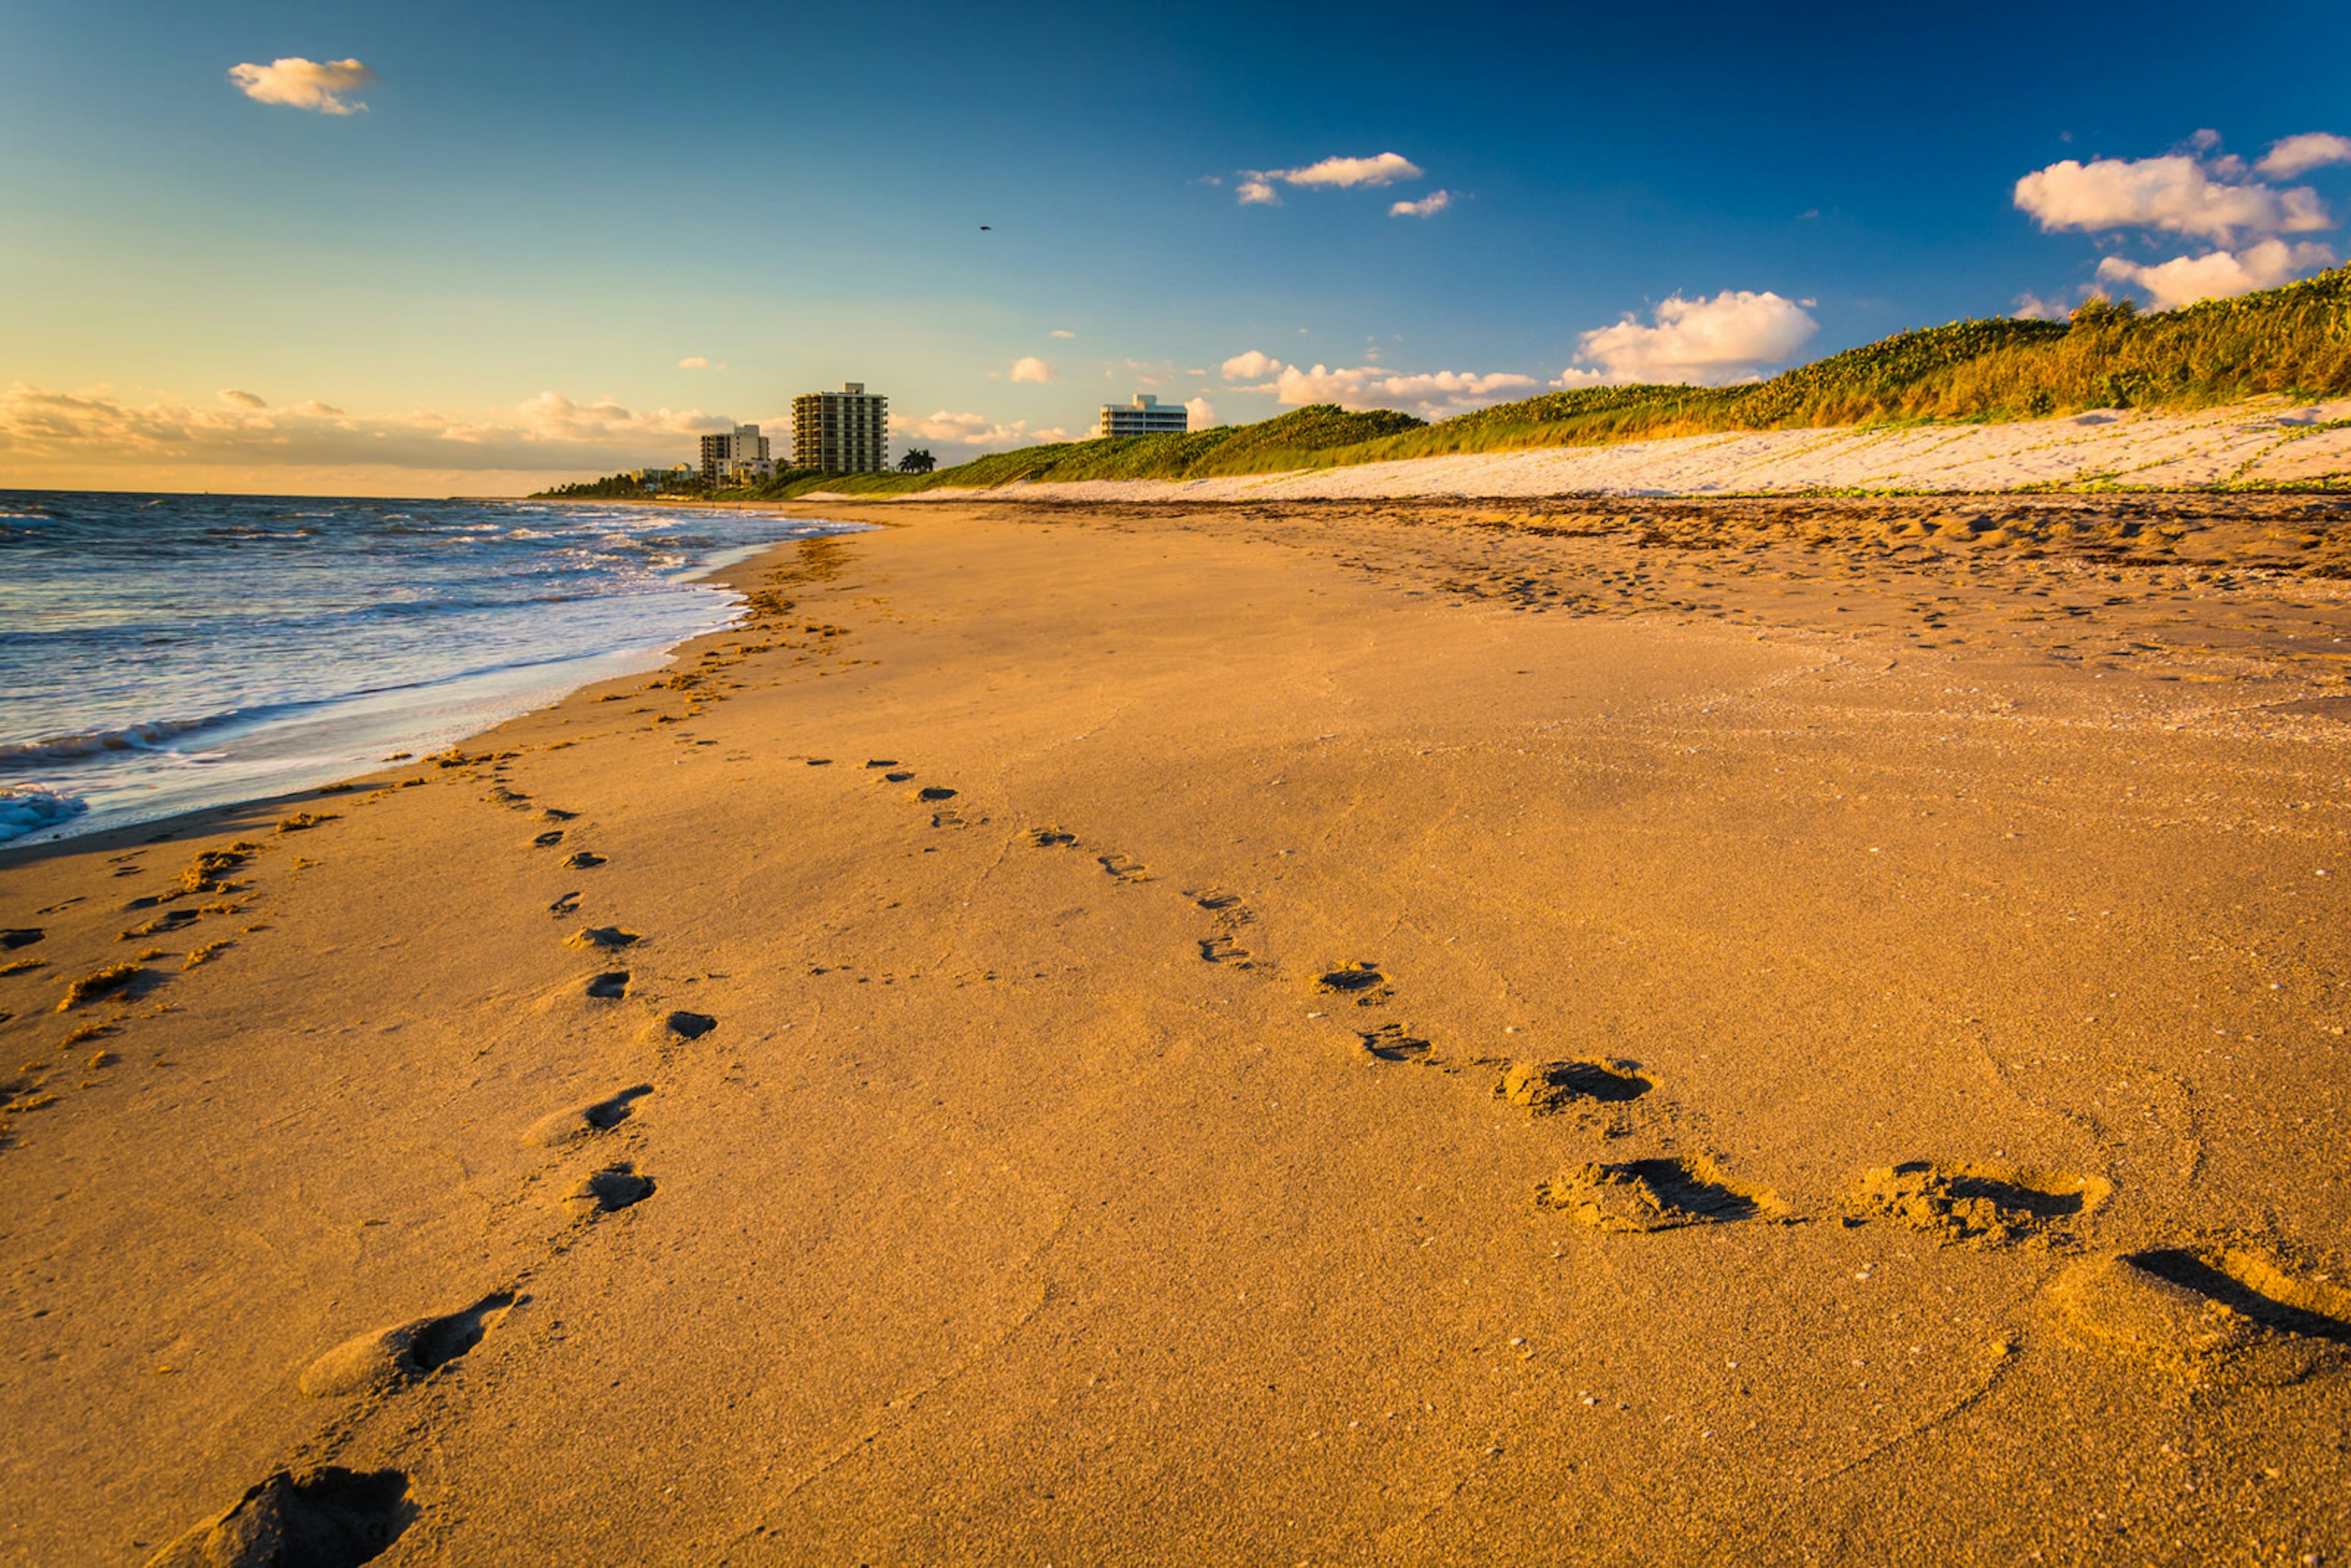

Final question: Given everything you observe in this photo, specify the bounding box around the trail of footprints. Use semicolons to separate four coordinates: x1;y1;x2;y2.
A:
151;767;684;1566
1034;806;2351;1388
159;749;1015;1560
154;749;2351;1561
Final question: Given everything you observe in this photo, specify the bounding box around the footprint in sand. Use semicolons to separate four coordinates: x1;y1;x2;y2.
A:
539;808;578;822
548;891;582;919
1098;853;1152;884
1314;961;1390;1005
584;972;629;999
1538;1156;1785;1232
571;1163;655;1213
1496;1059;1654;1114
1190;890;1255;967
1851;1161;2110;1250
1030;828;1078;848
659;1010;717;1041
1357;1022;1436;1063
563;851;606;869
296;1292;519;1398
913;786;957;802
524;1084;651;1146
1;929;43;950
532;830;565;849
883;771;915;783
2054;1244;2351;1384
146;1465;413;1568
864;759;899;769
565;926;641;950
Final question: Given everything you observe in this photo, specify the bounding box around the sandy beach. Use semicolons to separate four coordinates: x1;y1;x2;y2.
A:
5;492;2350;1566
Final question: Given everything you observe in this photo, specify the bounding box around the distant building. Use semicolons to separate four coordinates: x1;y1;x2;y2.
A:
629;465;696;489
699;425;772;486
1098;393;1187;439
792;383;890;473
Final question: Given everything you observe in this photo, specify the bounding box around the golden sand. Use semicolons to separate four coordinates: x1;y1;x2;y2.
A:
2;494;2348;1564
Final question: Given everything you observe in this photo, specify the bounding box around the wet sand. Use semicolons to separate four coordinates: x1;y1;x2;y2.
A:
4;493;2349;1566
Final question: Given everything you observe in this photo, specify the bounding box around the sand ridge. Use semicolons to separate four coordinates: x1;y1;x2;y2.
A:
2;499;2348;1564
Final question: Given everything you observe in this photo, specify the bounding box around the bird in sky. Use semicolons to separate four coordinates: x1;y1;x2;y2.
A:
980;225;991;231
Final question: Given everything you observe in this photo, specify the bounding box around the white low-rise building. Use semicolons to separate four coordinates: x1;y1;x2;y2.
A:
1097;394;1187;438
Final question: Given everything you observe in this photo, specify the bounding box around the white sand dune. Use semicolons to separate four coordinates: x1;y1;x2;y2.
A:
866;396;2351;504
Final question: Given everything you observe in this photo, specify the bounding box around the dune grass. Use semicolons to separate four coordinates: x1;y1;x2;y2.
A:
684;267;2351;501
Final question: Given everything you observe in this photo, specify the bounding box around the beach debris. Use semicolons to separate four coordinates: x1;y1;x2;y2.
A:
1851;1161;2109;1249
1538;1157;1783;1232
274;811;337;834
179;842;258;895
121;908;199;941
58;963;140;1011
144;1465;413;1568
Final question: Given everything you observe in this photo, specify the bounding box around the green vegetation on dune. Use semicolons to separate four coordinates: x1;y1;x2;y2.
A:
683;266;2351;501
721;403;1428;499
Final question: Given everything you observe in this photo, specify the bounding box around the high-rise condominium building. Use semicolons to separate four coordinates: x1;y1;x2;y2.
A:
792;383;890;473
1097;393;1188;439
699;424;772;485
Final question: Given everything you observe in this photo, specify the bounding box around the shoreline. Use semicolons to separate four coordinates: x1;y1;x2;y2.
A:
0;499;868;852
4;497;2347;1564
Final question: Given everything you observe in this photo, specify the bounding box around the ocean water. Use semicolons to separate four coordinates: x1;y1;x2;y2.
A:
0;491;861;846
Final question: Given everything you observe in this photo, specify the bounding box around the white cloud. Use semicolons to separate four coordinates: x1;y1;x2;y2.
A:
2011;290;2076;322
1218;356;1539;419
2013;154;2331;244
227;57;375;116
1235;152;1425;205
1274;152;1422;189
677;356;710;369
1009;356;1056;384
1572;290;1818;385
2257;132;2351;179
1048;329;1076;339
218;388;267;409
0;381;724;476
1183;396;1220;429
2095;238;2338;310
1390;190;1452;219
892;408;1077;457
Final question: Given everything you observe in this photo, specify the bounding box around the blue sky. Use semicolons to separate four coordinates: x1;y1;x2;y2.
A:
4;0;2349;492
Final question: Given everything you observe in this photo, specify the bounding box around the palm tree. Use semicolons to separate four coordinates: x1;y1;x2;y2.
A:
898;448;936;474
